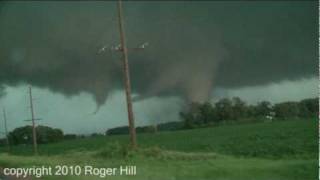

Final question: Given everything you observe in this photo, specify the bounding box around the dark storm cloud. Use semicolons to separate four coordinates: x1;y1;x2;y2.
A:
0;1;317;106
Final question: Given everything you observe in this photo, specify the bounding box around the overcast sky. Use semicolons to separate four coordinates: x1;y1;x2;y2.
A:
0;1;317;136
0;77;317;136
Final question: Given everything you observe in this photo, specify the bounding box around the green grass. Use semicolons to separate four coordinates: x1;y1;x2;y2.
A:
0;119;318;180
4;119;317;158
0;152;317;180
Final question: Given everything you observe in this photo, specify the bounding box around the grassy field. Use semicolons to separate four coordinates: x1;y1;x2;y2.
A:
0;119;318;180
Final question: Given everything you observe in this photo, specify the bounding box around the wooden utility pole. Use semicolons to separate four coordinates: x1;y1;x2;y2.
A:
2;108;10;151
29;86;38;155
117;0;137;148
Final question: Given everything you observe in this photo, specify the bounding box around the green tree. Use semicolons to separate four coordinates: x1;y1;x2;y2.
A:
298;98;318;118
232;97;247;120
215;98;234;121
274;102;300;119
8;125;63;145
198;102;214;124
255;101;272;117
8;126;33;145
179;102;204;128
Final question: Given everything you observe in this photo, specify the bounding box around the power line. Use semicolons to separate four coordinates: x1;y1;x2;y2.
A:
21;87;43;155
28;86;38;155
116;0;136;148
99;0;148;148
2;108;10;152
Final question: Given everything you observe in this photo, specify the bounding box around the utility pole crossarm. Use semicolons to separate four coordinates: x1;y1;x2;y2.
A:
23;118;42;122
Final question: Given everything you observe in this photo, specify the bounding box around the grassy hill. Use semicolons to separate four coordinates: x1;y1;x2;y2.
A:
0;119;318;180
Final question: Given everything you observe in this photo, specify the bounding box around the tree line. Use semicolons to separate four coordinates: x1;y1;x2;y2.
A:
0;125;64;146
180;97;318;129
105;97;317;135
0;97;317;144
